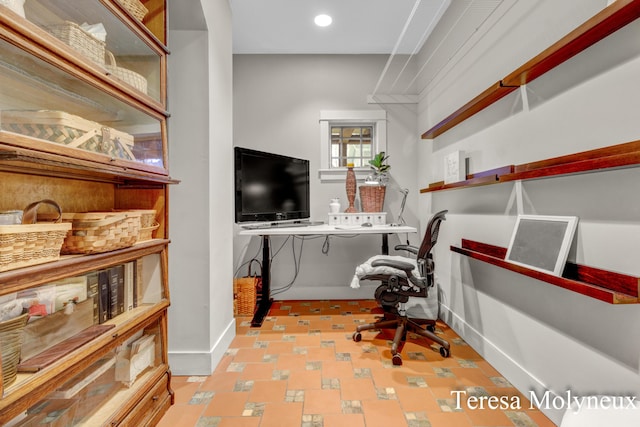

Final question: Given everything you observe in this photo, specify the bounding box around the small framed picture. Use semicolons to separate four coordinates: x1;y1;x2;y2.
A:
443;150;466;184
505;215;579;276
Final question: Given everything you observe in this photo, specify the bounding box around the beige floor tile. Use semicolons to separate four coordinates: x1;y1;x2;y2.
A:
160;300;555;427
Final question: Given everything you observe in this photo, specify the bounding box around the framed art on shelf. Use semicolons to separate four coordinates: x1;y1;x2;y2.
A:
443;150;466;184
505;215;579;276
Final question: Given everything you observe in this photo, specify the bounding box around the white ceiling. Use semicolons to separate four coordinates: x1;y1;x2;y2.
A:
230;0;451;54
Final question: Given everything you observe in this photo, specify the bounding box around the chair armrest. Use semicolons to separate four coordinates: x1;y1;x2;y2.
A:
394;244;418;255
371;258;415;273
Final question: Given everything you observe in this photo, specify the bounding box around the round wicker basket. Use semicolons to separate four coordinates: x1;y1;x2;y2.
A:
0;313;29;387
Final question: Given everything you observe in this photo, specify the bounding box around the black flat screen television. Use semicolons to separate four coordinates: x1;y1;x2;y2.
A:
234;147;310;223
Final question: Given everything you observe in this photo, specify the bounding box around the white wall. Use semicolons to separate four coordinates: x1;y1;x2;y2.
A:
167;0;234;375
418;0;640;423
233;54;422;300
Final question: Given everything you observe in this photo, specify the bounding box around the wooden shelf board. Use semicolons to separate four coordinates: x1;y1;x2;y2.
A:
421;0;640;139
421;82;517;139
503;0;640;86
0;239;169;295
420;140;640;193
17;325;116;373
0;143;178;185
451;239;639;304
421;165;514;193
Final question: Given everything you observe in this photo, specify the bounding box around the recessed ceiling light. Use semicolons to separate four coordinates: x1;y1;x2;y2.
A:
314;14;332;27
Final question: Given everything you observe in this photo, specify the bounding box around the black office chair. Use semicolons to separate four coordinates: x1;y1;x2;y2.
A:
352;210;450;365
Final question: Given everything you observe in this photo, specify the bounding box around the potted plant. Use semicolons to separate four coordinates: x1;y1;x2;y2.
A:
360;152;390;212
366;151;390;184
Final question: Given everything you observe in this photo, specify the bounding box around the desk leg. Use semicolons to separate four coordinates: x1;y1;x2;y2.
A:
382;234;389;255
251;235;273;327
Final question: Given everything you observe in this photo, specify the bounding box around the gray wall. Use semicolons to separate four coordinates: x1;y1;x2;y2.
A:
233;54;422;299
417;0;640;423
167;0;235;375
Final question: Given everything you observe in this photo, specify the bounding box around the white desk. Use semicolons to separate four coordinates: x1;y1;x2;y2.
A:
239;223;417;326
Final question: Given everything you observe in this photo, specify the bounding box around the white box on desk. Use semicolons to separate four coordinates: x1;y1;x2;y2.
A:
328;212;386;225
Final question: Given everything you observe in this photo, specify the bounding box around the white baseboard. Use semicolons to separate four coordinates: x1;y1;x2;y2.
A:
168;317;237;376
439;303;564;425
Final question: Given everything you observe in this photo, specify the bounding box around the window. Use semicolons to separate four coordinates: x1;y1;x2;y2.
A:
319;110;387;181
330;125;373;167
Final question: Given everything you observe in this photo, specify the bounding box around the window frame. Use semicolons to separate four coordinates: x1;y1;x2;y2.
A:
319;110;387;182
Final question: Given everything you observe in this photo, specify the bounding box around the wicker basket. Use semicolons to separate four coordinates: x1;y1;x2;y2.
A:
0;222;71;272
45;21;106;65
138;222;159;242
0;110;136;161
106;51;148;94
359;185;386;212
119;0;148;21
58;212;142;254
233;278;257;317
0;313;29;387
233;260;262;317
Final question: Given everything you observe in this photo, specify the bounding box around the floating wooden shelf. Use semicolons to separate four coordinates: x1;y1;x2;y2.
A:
421;82;517;139
503;0;640;86
451;239;639;304
421;0;640;139
420;139;640;193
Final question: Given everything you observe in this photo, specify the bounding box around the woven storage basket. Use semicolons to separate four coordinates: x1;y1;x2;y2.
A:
45;21;106;65
233;260;261;317
106;51;148;94
359;185;386;212
0;110;136;161
233;278;257;316
58;212;142;254
119;0;148;21
0;313;29;387
138;222;159;242
113;209;156;241
0;222;71;272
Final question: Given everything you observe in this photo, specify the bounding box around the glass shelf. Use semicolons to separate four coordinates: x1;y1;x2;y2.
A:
4;316;166;426
0;36;165;171
22;0;164;104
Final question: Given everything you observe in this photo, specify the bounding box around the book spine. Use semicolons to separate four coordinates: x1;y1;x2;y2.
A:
86;271;100;325
116;264;125;315
108;265;125;319
97;270;110;324
124;262;134;312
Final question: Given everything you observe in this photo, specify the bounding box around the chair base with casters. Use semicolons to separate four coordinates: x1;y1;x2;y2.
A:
350;210;450;366
352;278;451;365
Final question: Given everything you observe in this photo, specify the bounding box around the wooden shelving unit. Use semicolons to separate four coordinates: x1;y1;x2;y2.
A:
0;0;174;424
451;239;639;304
421;0;640;140
421;139;640;193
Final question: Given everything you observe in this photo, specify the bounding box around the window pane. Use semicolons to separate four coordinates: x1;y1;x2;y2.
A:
328;124;375;168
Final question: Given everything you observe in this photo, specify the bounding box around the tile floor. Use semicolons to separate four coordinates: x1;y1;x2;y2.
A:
158;300;556;427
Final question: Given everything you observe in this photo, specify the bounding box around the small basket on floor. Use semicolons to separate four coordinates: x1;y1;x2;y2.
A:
233;260;262;317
